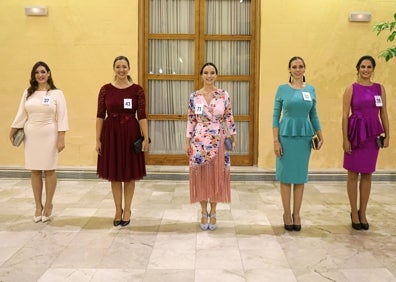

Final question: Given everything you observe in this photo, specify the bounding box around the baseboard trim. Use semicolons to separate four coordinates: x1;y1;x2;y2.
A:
0;167;395;182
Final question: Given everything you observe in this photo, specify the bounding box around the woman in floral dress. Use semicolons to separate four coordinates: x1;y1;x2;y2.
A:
185;62;237;231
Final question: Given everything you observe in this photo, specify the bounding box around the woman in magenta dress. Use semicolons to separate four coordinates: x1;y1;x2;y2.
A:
342;55;390;230
185;62;237;231
96;56;149;227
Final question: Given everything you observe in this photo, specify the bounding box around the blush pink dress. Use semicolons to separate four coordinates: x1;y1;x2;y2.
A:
11;89;69;170
186;89;236;203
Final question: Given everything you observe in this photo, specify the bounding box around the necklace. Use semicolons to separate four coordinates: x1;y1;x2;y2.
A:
289;82;305;89
201;87;216;95
113;82;132;89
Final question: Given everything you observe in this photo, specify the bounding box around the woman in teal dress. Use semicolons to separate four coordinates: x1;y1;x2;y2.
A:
272;56;324;231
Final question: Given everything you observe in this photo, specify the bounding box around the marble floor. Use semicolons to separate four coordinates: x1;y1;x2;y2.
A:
0;173;395;282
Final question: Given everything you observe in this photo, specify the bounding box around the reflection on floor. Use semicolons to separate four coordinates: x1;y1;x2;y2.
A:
0;176;395;281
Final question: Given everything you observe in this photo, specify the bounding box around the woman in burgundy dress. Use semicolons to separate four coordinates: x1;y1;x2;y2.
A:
342;55;390;230
96;56;149;227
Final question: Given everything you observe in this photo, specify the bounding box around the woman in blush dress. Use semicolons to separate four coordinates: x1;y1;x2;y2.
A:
272;56;323;232
9;61;69;223
185;62;237;231
342;55;390;231
96;56;149;227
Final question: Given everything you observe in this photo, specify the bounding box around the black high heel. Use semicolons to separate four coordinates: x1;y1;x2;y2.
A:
358;210;369;230
283;214;293;231
292;213;301;232
350;212;361;230
113;209;123;227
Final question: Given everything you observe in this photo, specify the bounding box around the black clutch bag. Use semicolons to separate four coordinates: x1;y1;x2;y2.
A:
311;135;319;150
132;137;151;154
377;135;385;148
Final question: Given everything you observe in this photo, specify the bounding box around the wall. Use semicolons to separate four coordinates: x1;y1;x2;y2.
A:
0;0;140;167
0;0;394;171
259;0;396;170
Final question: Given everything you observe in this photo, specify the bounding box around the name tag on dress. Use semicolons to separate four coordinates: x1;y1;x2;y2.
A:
374;95;383;107
195;103;204;114
302;92;312;101
124;98;132;109
42;96;51;105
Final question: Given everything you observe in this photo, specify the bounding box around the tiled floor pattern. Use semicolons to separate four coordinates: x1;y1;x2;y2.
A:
0;177;395;282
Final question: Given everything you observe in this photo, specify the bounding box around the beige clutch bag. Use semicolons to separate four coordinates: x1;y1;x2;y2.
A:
13;128;25;147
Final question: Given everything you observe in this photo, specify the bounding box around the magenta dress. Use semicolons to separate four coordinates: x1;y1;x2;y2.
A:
96;83;147;181
343;83;384;173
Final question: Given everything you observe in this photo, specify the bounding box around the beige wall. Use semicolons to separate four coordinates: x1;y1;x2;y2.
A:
0;0;394;170
0;0;140;167
259;0;396;170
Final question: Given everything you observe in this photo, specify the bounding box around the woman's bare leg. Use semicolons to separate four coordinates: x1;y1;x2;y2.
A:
280;182;292;225
43;170;56;217
292;184;304;225
347;171;359;223
122;181;135;221
31;170;43;217
111;181;123;221
358;173;372;223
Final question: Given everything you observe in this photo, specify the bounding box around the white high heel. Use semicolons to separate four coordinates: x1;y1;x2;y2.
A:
33;215;42;223
33;206;43;223
208;213;217;230
42;205;53;223
200;212;209;231
41;215;51;223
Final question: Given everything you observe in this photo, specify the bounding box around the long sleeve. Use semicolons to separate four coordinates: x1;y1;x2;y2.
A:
223;91;236;135
186;93;197;138
55;90;69;131
96;86;107;119
309;90;321;132
11;90;28;128
136;85;147;120
272;87;282;128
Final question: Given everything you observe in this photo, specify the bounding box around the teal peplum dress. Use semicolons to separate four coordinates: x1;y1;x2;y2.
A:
272;84;321;184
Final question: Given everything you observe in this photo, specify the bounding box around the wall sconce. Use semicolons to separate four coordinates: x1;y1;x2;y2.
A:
349;11;371;22
25;5;48;16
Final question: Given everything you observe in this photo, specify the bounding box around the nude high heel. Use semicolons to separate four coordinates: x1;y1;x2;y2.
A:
42;205;53;223
33;205;43;223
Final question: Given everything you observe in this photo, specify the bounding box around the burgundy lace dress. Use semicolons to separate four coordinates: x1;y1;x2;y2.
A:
96;83;147;181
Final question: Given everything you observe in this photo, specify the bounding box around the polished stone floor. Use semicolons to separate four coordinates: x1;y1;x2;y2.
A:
0;173;395;282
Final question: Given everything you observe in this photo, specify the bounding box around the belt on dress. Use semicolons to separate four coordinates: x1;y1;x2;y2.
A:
108;113;134;124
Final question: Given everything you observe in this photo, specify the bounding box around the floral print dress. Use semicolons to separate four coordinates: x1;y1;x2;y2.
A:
186;89;236;203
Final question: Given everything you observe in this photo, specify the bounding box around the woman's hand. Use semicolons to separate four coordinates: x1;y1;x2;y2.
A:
274;140;282;157
9;128;18;145
185;138;191;156
142;139;150;152
383;136;390;148
316;139;324;150
57;140;65;152
343;139;352;154
96;141;101;155
185;144;191;156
